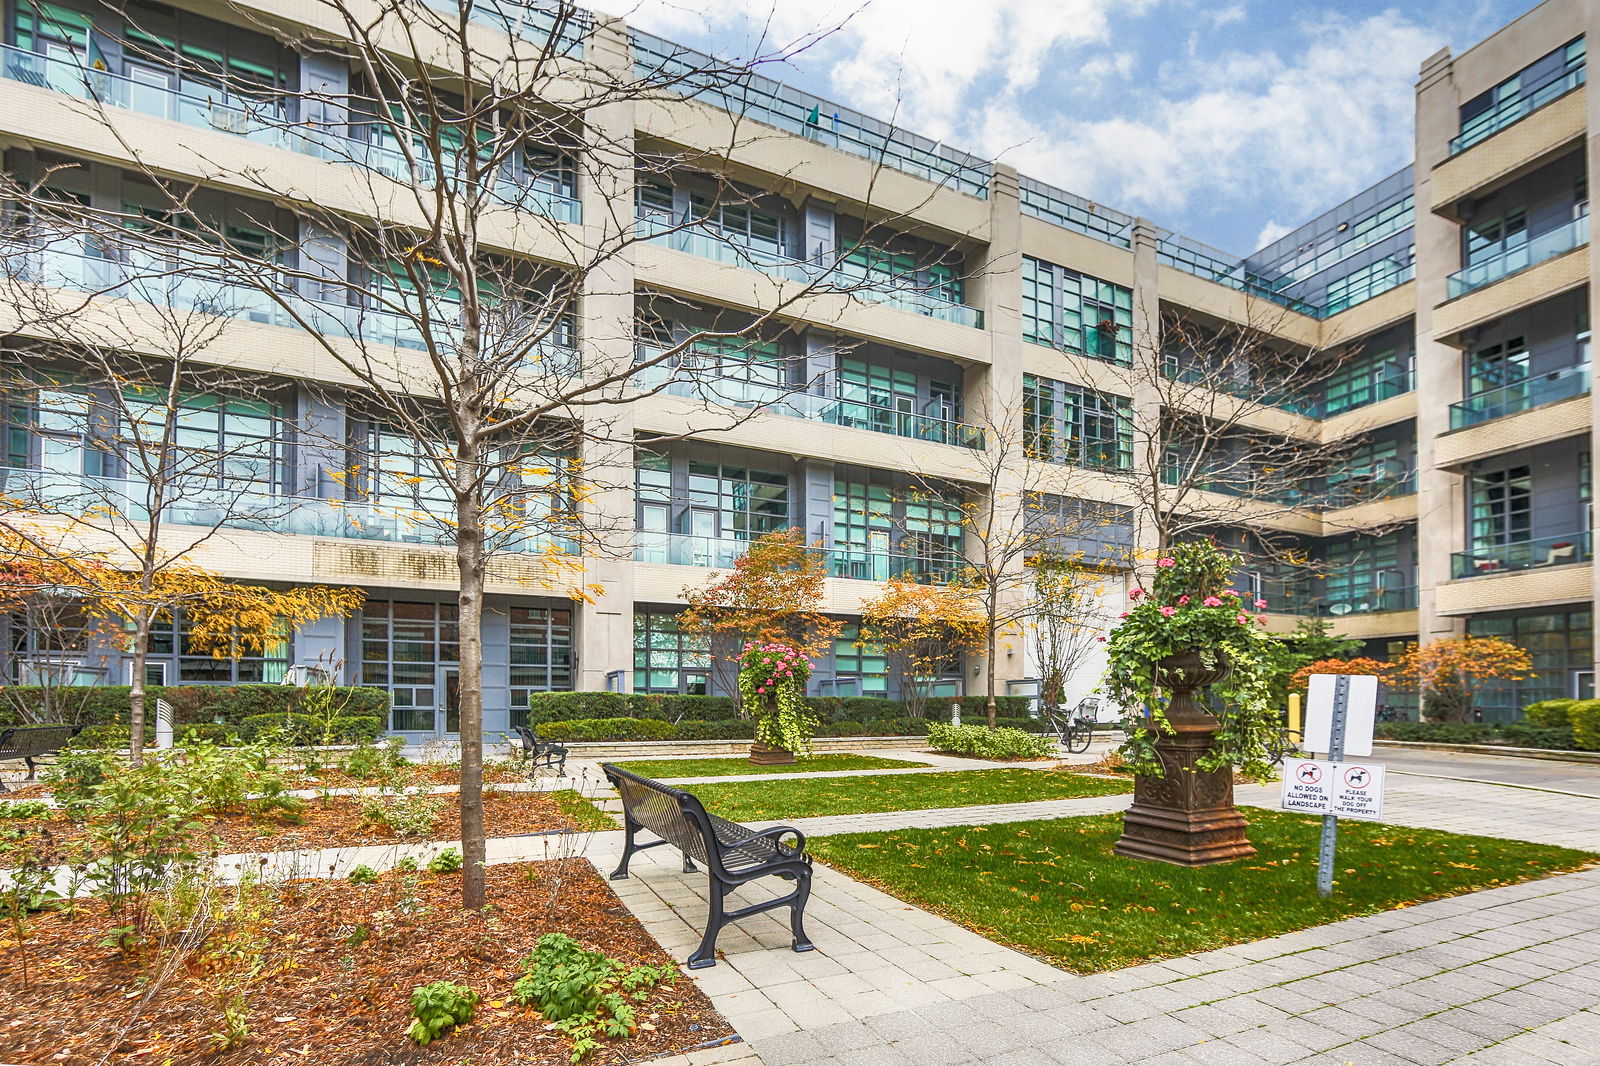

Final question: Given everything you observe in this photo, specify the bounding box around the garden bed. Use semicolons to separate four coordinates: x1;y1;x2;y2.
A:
608;753;931;778
678;768;1133;821
0;861;732;1065
810;811;1599;973
4;788;613;852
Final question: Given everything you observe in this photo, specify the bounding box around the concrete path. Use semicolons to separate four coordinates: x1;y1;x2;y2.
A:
1369;745;1600;797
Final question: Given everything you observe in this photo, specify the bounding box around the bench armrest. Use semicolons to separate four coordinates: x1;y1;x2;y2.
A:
748;824;807;852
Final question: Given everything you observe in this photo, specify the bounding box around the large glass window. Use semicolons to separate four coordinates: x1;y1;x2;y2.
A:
1327;436;1412;504
1023;374;1133;471
1321;535;1408;613
633;610;710;694
691;193;789;259
1469;607;1593;720
146;609;289;684
360;600;457;731
1324;343;1414;415
1464;208;1527;267
831;623;887;698
1467;337;1529;395
1458;37;1586;151
1022;257;1132;365
123;389;284;494
508;605;573;724
1470;465;1533;549
683;461;789;538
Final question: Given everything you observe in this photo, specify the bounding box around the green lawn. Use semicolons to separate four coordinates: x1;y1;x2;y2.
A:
810;811;1598;973
548;788;618;831
681;769;1132;821
610;754;931;779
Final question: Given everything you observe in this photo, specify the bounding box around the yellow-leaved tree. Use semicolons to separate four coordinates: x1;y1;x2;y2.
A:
858;575;986;719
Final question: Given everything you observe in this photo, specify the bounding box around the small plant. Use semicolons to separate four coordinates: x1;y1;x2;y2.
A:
358;786;446;839
428;847;463;874
510;932;678;1062
926;723;1054;760
348;865;379;885
408;980;478;1046
0;800;52;820
42;747;120;819
396;856;420;873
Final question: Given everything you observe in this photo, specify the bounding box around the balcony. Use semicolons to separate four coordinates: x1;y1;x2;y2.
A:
0;44;581;224
633;354;984;449
633;530;958;582
641;221;983;328
1273;586;1419;616
1446;215;1589;298
1449;364;1590;428
0;468;573;552
6;237;580;370
1322;367;1415;417
1451;531;1592;579
1324;466;1416;508
1450;66;1586;155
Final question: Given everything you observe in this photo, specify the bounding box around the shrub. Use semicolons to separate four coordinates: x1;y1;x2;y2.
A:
1373;722;1500;744
66;724;131;750
331;716;385;743
926;723;1055;759
348;864;379;885
1;684;389;729
672;719;755;740
238;713;323;745
631;694;739;721
510;933;677;1062
525;692;637;724
359;788;447;839
428;847;463;873
408;981;478;1046
1500;723;1577;750
0;800;51;820
175;722;236;745
539;718;680;742
1523;699;1578;728
1570;700;1600;751
42;747;121;816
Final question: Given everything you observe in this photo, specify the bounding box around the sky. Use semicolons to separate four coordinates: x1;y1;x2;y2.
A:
592;0;1540;256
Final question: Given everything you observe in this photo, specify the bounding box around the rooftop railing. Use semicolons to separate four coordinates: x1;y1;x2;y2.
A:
1448;364;1590;429
1447;215;1589;298
0;44;581;223
1451;531;1592;579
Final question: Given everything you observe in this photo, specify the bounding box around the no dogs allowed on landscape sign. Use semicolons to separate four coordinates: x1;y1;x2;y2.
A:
1281;758;1386;820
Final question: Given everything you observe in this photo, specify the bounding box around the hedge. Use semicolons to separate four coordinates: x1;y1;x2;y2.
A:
926;723;1055;759
525;691;1038;726
1570;700;1600;751
1522;700;1577;729
1;685;390;729
1373;720;1589;751
535;715;1045;743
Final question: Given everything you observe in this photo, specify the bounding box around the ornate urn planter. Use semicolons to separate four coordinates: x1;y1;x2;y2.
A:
1114;649;1256;866
748;740;797;765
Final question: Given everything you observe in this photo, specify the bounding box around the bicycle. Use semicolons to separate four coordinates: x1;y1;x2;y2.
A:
1046;699;1098;754
1264;721;1304;763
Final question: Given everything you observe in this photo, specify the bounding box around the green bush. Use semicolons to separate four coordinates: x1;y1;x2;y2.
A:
332;715;385;743
1500;723;1577;750
1373;722;1500;744
539;717;681;742
0;684;389;730
175;722;237;745
524;692;638;724
926;723;1055;759
66;723;132;750
630;694;739;721
672;719;755;740
1523;699;1579;729
238;712;324;745
1569;700;1600;751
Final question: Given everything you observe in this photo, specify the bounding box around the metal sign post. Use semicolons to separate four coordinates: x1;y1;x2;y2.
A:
1315;675;1350;899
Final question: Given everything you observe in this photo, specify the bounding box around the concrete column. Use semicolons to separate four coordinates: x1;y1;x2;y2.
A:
1588;2;1600;690
575;17;637;690
1130;218;1163;562
1413;48;1469;648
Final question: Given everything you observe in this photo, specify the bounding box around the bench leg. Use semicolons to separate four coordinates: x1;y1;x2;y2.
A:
688;879;730;970
682;855;698;873
23;756;36;782
610;819;639;880
789;865;816;954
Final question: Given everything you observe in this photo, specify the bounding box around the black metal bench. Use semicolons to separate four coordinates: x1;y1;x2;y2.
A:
602;762;814;970
0;724;84;791
513;725;568;774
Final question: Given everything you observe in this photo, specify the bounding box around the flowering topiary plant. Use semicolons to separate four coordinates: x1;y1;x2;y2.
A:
737;642;818;755
1102;540;1280;780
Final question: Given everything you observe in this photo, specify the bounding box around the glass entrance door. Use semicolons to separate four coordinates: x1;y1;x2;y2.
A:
441;666;461;735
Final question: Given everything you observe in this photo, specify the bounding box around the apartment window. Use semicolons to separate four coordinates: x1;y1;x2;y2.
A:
508;605;573;725
830;624;888;698
684;336;790;398
1457;37;1586;151
1022;257;1132;365
901;492;964;577
1470;607;1593;719
121;389;285;494
833;479;894;558
2;375;111;476
148;610;289;684
1026;494;1135;563
633;610;710;694
1023;374;1133;471
1470;465;1532;550
1322;535;1406;612
837;359;919;428
1324;344;1413;415
836;243;962;303
691;193;788;258
360;600;457;731
1322;255;1411;311
685;461;789;537
1466;337;1530;395
1327;437;1411;503
635;179;675;231
1464;208;1526;267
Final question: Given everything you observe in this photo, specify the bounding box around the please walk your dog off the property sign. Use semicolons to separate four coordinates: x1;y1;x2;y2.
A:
1280;674;1386;898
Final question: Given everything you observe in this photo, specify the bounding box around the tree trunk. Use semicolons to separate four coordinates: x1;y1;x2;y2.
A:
456;499;487;910
127;610;151;767
985;602;998;729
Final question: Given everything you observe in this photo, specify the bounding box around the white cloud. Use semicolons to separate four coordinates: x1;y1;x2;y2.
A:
1254;220;1291;250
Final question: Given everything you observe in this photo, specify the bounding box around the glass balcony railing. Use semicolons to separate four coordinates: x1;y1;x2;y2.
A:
1163;363;1319;417
632;530;959;582
0;468;574;552
1324;467;1417;508
6;237;580;370
1321;262;1416;317
0;44;581;223
1449;364;1591;428
1271;586;1420;616
639;218;983;328
1452;531;1593;579
632;353;985;449
1322;368;1415;417
1447;215;1589;298
1450;66;1587;155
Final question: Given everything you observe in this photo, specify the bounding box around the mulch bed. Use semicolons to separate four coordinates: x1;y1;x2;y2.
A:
6;789;597;853
289;764;530;789
0;861;734;1064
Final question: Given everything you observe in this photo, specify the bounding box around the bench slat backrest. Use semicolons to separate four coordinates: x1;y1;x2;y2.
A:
603;764;711;866
0;725;80;759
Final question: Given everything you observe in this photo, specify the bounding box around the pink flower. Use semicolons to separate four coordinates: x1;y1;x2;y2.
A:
1203;596;1222;607
1254;599;1268;609
1129;588;1144;600
1096;636;1107;642
756;686;767;694
1160;606;1177;617
1236;613;1250;624
1157;558;1176;568
1222;589;1239;597
1178;595;1190;605
1119;612;1130;618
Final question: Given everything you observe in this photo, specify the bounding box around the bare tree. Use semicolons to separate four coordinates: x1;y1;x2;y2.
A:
1029;549;1116;711
0;0;981;905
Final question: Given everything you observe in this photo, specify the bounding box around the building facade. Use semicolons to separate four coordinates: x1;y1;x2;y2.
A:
0;0;1594;734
